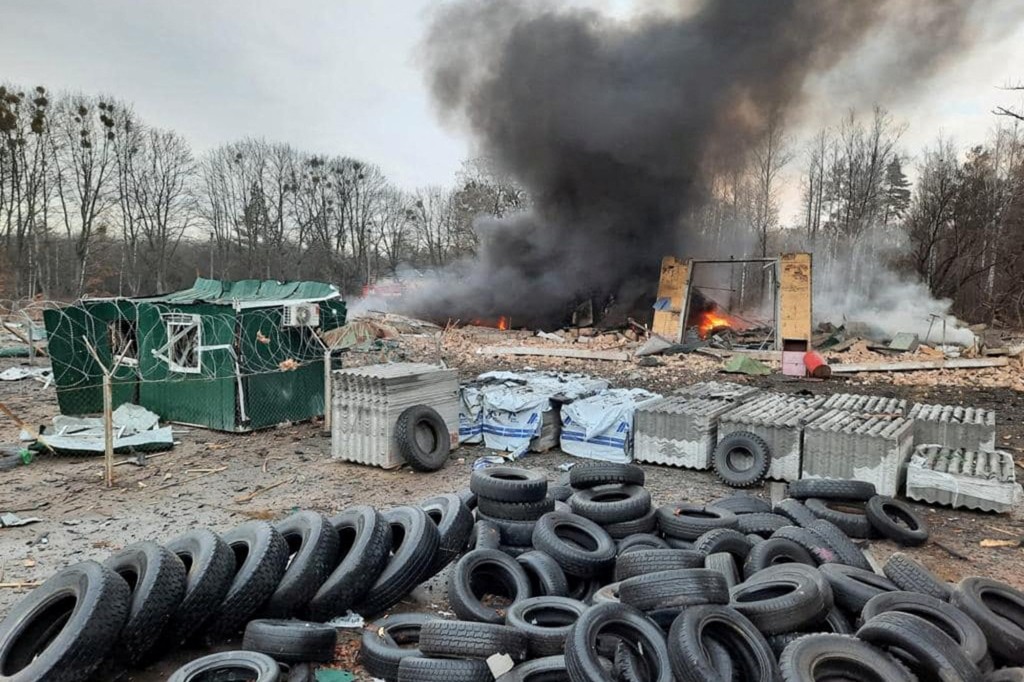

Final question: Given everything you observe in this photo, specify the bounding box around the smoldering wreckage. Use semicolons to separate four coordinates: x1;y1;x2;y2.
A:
4;3;1024;682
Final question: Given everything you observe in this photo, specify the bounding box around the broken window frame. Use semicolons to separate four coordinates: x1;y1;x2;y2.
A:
159;313;203;375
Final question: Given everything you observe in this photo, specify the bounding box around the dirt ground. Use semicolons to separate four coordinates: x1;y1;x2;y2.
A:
0;328;1023;680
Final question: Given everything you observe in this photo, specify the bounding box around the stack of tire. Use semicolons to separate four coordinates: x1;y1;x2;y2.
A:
470;466;557;558
0;495;473;682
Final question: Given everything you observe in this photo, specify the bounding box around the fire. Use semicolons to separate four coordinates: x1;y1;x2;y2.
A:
698;310;733;339
467;316;510;330
498;316;510;331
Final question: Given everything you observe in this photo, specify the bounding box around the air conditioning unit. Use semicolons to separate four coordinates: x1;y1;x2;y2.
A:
282;303;320;328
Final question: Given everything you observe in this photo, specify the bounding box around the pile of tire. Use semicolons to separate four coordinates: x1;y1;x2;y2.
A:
0;496;473;682
360;465;1024;681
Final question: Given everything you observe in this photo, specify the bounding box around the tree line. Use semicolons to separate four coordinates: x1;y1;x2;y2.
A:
0;84;525;300
2;81;1022;325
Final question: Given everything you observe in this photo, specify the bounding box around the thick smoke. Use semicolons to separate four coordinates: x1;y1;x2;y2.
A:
408;0;988;328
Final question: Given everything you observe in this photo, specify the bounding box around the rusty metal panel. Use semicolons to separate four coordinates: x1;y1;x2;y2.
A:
652;257;691;342
777;252;812;348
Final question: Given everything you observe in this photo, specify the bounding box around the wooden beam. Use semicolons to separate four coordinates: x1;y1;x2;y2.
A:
830;358;1008;374
477;346;630;362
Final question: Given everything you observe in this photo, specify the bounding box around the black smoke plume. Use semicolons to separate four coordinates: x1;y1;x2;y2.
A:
409;0;990;328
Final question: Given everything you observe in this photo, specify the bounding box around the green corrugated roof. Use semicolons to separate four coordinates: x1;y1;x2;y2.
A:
137;277;339;307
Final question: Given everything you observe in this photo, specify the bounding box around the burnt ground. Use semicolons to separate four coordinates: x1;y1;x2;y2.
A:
0;340;1023;680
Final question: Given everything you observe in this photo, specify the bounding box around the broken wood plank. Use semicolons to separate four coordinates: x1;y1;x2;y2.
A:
830;357;1008;373
476;346;631;362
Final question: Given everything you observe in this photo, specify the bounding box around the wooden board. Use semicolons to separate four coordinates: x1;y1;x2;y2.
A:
476;346;630;361
830;357;1008;373
652;257;690;342
778;252;812;348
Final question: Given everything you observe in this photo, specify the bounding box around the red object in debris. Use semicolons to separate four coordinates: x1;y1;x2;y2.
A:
804;351;831;379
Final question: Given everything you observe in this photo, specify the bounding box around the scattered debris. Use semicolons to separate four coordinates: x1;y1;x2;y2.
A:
829;357;1009;373
0;367;52;384
0;513;41;528
476;346;630;362
721;355;771;376
26;404;173;456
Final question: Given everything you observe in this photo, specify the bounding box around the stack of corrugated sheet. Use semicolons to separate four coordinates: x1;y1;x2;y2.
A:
634;397;744;470
673;380;763;403
717;393;828;482
905;445;1022;513
801;410;914;496
330;363;459;469
820;393;907;415
906;403;996;451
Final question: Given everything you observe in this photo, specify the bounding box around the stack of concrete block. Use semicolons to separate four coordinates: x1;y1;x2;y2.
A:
905;445;1022;513
717;393;828;482
331;363;459;469
674;381;763;403
801;410;915;497
634;397;740;469
906;403;996;452
821;393;907;415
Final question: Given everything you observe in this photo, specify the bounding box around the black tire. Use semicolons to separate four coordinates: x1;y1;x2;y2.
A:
476;511;537;547
775;498;819;527
712;431;770;488
693;528;754;563
619;568;730;611
471;466;547;502
478;495;555;521
747;533;766;545
603;506;657;539
282;663;314;682
265;511;340;618
705;552;740;588
664;536;695;550
987;670;1024;682
710;493;773;515
614;549;704;582
668;604;779;682
820;564;897;614
308;505;392;621
566;575;603;603
499;656;569;681
743;537;817;579
730;564;830;634
807;519;873;571
767;609;853;655
862;590;988;667
857;610;981;681
865;496;929;546
883;553;952;601
457;488;478;510
207;521;291;640
569;484;651;525
361;613;440;681
516;551;569;597
448;548;532;623
804;498;873;539
499;544;532;558
168;651;280;682
468;520;500;551
614;640;646;682
102;541;187;667
397;656;493;682
531;512;616;578
0;560;130;682
566;603;672;682
591;582;621;605
745;563;835;613
421;494;474;575
242;619;337;663
736;512;792;538
396;405;450;472
159;529;236;650
779;633;915;682
354;506;441;617
547;484;574;502
617;533;669;554
506;596;587;658
419;620;528;661
657;504;738;540
789;478;876;501
772;526;841;565
952;577;1024;666
569;461;644;488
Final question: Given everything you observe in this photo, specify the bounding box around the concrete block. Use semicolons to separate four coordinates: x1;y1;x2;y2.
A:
717;393;828;482
801;409;914;497
906;445;1022;513
906;403;997;452
331;363;459;469
634;397;741;470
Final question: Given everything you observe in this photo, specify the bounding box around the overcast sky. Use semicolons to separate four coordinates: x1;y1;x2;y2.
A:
3;0;1023;215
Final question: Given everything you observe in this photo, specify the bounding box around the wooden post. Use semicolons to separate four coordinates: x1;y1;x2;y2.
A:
102;372;114;487
323;349;332;435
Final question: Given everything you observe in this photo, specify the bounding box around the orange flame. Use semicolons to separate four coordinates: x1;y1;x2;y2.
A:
468;316;511;330
497;316;510;331
698;310;733;339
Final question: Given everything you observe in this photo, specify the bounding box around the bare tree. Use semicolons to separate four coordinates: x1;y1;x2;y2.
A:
750;110;793;257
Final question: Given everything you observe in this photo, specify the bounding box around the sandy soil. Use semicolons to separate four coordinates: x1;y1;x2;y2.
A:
0;333;1022;680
